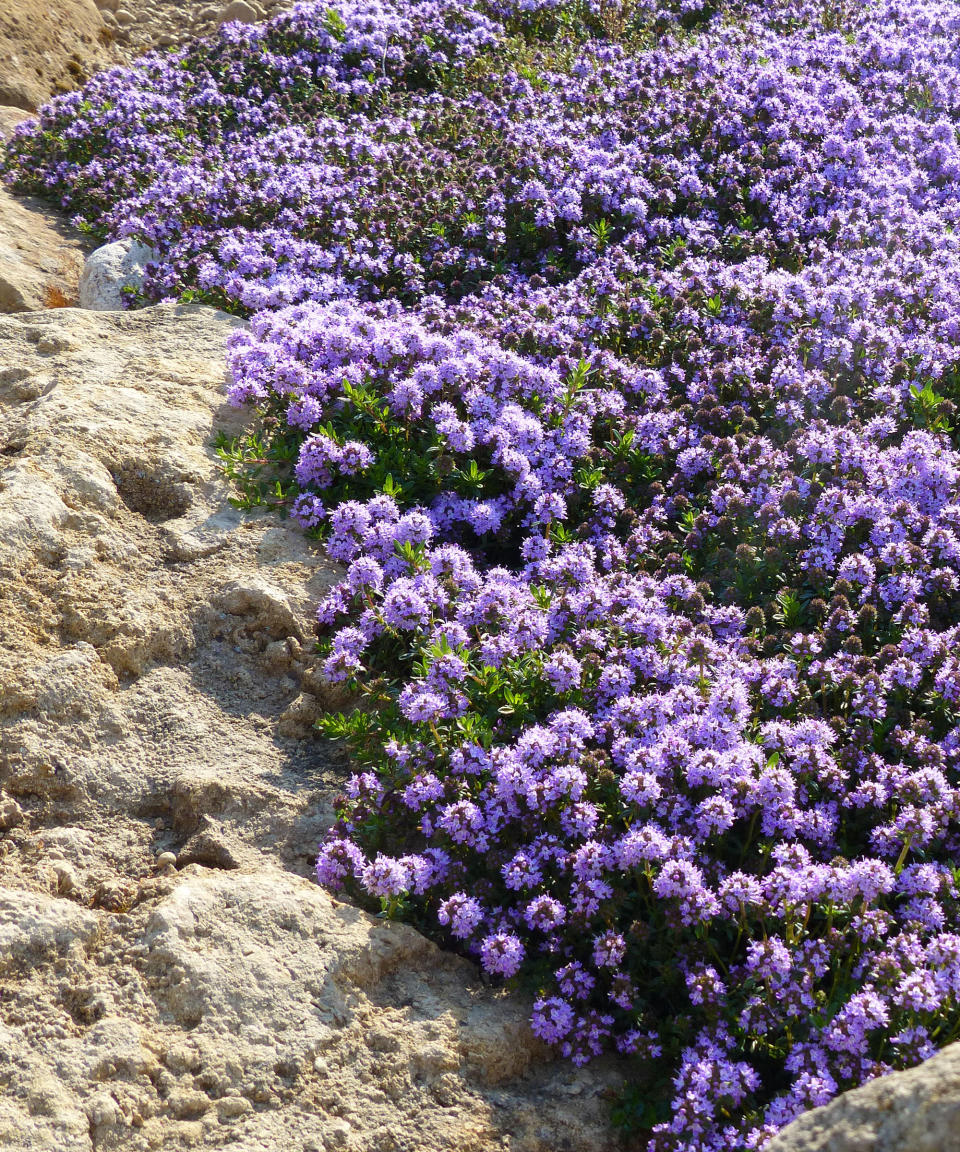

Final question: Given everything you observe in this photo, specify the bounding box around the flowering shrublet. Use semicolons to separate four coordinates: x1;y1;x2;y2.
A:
311;532;960;1143
10;0;960;1147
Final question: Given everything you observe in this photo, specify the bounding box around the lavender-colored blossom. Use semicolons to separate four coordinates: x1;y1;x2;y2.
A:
479;931;525;978
437;892;484;938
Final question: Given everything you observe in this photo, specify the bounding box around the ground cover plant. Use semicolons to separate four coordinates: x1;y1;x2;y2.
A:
6;0;960;1146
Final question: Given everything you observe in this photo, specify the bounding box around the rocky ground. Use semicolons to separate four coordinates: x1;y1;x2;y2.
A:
0;0;111;111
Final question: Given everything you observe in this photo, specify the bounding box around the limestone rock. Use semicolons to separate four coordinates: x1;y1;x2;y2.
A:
0;187;89;312
0;104;34;141
131;869;618;1150
78;238;159;311
0;794;23;832
0;869;619;1152
0;0;109;111
175;815;245;869
219;574;305;641
767;1044;960;1152
220;0;259;22
0;886;99;971
0;303;333;814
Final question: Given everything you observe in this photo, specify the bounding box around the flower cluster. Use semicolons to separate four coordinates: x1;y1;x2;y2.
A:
9;0;960;1148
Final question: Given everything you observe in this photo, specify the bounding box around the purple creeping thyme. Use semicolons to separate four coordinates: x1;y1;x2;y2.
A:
9;0;960;1146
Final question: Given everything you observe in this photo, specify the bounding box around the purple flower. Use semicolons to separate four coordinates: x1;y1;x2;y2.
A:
544;651;582;692
591;930;626;969
524;894;566;931
315;838;365;889
479;931;525;978
360;854;409;898
398;684;447;722
532;996;575;1042
437;892;485;938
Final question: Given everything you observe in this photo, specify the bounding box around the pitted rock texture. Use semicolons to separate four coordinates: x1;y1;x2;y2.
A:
766;1043;960;1152
0;303;337;877
0;304;621;1152
0;870;617;1152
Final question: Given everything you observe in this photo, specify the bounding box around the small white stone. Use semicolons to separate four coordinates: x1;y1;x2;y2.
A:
217;1095;253;1120
78;239;158;312
86;1091;120;1128
53;862;78;895
322;1120;352;1150
60;546;96;572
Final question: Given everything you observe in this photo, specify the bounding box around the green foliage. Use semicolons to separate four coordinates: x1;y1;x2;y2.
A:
212;424;300;512
324;6;348;41
909;381;954;435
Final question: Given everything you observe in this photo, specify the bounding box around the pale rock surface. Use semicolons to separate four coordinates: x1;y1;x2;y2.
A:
0;187;89;312
766;1043;960;1152
0;304;621;1151
0;106;91;313
0;0;110;111
97;0;294;59
0;104;34;141
79;238;159;311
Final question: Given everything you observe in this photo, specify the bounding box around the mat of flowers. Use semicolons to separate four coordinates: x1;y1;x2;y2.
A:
7;0;960;1145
